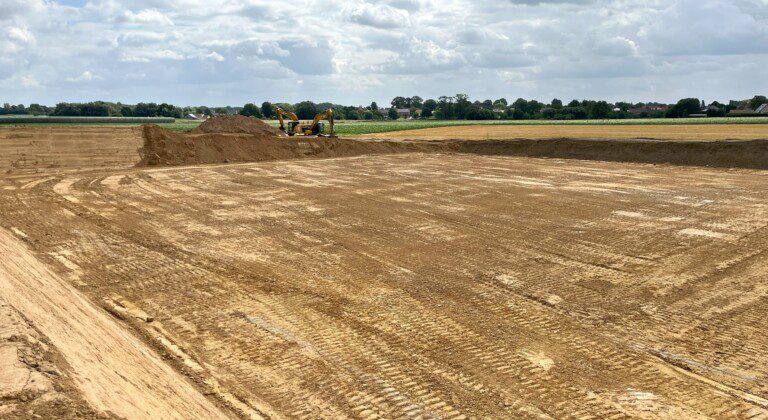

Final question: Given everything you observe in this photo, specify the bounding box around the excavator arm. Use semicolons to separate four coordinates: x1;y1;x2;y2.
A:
276;107;299;135
275;107;336;137
309;109;335;137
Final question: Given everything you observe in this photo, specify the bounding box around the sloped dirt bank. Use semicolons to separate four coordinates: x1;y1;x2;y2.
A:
448;138;768;169
190;115;284;136
137;124;455;167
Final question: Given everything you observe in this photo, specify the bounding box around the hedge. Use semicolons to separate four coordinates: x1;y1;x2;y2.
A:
0;117;175;124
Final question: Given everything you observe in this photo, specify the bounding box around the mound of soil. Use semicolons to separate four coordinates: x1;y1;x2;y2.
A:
138;123;768;169
451;138;768;169
138;125;454;167
191;115;284;136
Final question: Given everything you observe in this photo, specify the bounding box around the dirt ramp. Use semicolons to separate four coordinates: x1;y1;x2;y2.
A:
191;115;284;136
138;124;453;167
452;138;768;169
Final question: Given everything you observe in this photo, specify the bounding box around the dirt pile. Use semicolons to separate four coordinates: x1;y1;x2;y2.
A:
191;115;284;136
138;124;454;167
451;138;768;169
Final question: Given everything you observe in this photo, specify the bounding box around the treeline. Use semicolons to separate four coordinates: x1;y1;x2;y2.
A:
0;102;240;118
385;94;768;120
238;101;384;120
3;95;766;120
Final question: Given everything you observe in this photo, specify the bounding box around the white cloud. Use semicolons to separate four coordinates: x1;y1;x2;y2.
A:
120;49;185;62
121;9;174;26
200;51;224;62
1;0;767;105
66;71;102;83
343;2;411;29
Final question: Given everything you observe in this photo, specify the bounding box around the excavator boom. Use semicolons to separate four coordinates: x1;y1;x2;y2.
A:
275;107;336;138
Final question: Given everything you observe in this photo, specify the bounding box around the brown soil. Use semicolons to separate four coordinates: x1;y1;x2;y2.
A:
3;125;768;174
1;153;767;418
451;138;768;169
190;115;284;136
138;124;454;167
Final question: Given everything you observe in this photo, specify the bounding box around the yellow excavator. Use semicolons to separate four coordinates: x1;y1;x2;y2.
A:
276;107;336;137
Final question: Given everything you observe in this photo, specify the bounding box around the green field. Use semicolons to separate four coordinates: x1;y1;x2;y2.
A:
3;117;768;136
166;117;768;135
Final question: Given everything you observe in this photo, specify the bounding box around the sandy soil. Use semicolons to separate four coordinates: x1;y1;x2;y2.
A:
1;147;767;417
0;127;143;175
362;123;768;141
0;227;229;419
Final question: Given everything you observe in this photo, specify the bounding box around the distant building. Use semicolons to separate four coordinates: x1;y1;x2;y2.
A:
184;113;208;120
628;105;669;116
756;103;768;114
380;108;420;119
728;109;757;116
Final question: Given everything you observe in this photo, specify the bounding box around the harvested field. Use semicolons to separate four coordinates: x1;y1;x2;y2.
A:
363;123;768;141
1;125;768;418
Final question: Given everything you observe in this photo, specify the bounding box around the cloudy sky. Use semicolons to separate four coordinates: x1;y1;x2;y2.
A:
2;0;766;106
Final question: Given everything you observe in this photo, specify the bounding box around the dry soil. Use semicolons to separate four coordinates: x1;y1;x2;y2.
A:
362;123;768;141
1;126;767;418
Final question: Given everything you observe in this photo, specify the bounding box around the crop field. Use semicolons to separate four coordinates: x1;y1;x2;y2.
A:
4;116;768;137
162;117;768;136
1;125;768;418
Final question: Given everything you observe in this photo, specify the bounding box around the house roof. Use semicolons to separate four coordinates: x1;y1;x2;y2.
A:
756;103;768;114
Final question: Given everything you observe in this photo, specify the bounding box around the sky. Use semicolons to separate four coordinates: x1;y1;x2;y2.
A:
1;0;767;106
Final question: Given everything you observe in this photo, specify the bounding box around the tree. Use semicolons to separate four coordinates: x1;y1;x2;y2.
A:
370;101;378;111
551;98;563;109
434;96;455;119
388;107;399;120
512;108;526;120
341;106;359;120
294;101;318;119
240;103;263;118
390;96;407;109
27;104;49;116
465;106;495;120
454;94;470;119
422;99;437;118
749;95;767;110
409;96;423;109
588;101;612;119
567;100;580;107
615;102;632;112
134;103;159;117
120;105;134;117
158;103;182;118
706;101;726;117
493;98;508;108
260;102;274;118
666;98;701;118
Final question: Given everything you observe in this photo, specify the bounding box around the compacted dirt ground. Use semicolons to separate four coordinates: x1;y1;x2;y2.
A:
363;123;768;141
1;125;768;418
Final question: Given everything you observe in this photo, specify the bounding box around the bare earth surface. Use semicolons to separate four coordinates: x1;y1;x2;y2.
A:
2;141;768;417
362;123;768;141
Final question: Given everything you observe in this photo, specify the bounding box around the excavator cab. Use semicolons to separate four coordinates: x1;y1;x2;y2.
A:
276;107;336;137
